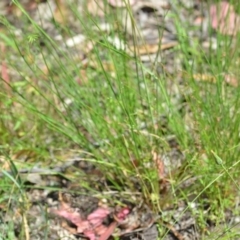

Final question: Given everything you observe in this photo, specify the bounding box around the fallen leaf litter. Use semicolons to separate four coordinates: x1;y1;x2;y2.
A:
1;0;240;239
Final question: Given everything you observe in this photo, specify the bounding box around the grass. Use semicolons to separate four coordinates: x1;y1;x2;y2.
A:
1;0;240;239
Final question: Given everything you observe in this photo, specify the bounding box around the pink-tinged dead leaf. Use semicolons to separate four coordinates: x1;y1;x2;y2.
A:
98;207;131;240
87;207;110;226
98;221;118;240
1;62;10;91
94;224;109;235
83;225;109;240
152;151;169;193
108;0;136;7
51;204;113;240
152;151;165;180
194;16;204;26
1;44;11;97
87;0;106;17
224;74;238;87
51;204;89;232
114;207;130;221
83;230;96;240
51;198;133;240
210;1;240;35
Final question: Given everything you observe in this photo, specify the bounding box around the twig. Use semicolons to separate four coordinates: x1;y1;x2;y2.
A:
0;157;82;178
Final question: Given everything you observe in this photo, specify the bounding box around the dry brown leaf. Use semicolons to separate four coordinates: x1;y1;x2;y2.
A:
87;0;106;17
54;0;70;25
128;41;178;56
108;0;136;7
181;71;239;88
